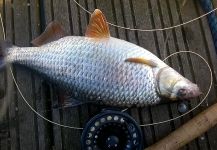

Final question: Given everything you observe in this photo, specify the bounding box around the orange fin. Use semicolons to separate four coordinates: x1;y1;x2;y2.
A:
125;58;158;67
31;21;67;46
85;9;110;38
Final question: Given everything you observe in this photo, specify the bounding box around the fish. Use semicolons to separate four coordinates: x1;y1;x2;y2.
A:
0;9;201;107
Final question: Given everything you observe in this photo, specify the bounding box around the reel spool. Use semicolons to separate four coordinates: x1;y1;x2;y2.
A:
81;109;143;150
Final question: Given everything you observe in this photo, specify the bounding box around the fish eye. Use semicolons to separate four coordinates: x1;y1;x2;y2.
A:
177;88;187;97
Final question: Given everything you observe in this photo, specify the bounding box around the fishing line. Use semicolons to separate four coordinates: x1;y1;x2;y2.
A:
9;68;84;130
121;51;213;125
0;12;83;130
72;0;217;32
9;50;213;128
0;9;213;129
140;51;213;127
123;0;188;111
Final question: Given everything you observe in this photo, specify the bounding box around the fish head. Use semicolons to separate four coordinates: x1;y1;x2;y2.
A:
170;79;202;100
157;67;201;100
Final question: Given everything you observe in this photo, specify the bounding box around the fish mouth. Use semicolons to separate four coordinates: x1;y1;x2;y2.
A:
177;84;202;100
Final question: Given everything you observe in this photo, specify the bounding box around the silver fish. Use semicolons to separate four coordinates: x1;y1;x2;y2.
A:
2;9;201;107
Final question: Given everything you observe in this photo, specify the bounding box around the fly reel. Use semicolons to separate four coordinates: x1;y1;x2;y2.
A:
81;109;143;150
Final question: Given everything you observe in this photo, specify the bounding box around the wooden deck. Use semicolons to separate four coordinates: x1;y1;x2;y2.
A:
0;0;217;149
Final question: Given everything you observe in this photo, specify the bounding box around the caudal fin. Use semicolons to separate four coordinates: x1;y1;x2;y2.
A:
0;41;13;70
0;41;14;121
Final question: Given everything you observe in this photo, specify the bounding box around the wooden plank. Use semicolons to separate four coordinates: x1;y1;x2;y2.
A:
196;1;217;90
131;0;173;142
78;0;88;35
28;1;53;150
43;0;53;24
119;0;137;44
128;0;157;145
131;0;157;54
139;108;155;146
34;77;45;150
43;1;64;150
13;0;38;149
193;2;217;149
159;0;199;149
1;1;216;150
50;86;63;150
75;0;90;129
51;1;81;149
194;1;217;149
127;0;161;145
61;108;82;150
4;0;20;150
166;0;214;149
111;0;127;40
177;0;217;105
34;78;53;150
0;2;9;150
52;0;71;33
116;0;157;143
0;46;9;150
69;0;80;36
176;0;217;149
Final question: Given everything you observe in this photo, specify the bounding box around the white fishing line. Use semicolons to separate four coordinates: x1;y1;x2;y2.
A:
139;51;213;127
0;13;5;40
9;50;213;128
0;12;83;130
9;68;84;130
0;9;213;129
122;51;213;126
73;0;217;32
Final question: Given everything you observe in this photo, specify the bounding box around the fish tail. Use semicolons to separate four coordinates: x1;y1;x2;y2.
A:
0;41;13;70
0;41;14;121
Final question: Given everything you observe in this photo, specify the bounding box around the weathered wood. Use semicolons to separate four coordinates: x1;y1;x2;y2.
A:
3;1;19;149
28;1;54;150
194;1;217;149
75;0;90;131
43;1;74;150
4;1;30;150
13;0;38;150
51;1;82;150
163;0;200;149
131;0;173;143
177;0;217;149
145;101;217;150
34;77;51;150
69;0;80;36
0;2;9;150
111;0;126;40
0;0;217;149
52;0;71;33
42;1;64;150
120;0;138;44
50;86;63;150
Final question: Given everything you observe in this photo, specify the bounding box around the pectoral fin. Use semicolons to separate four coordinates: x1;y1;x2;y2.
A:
125;57;158;67
31;21;67;46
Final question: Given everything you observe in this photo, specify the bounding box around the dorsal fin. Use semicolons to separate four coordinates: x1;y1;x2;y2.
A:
85;9;110;39
31;21;66;46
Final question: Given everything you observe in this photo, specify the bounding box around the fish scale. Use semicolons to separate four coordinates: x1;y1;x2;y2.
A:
7;36;161;106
